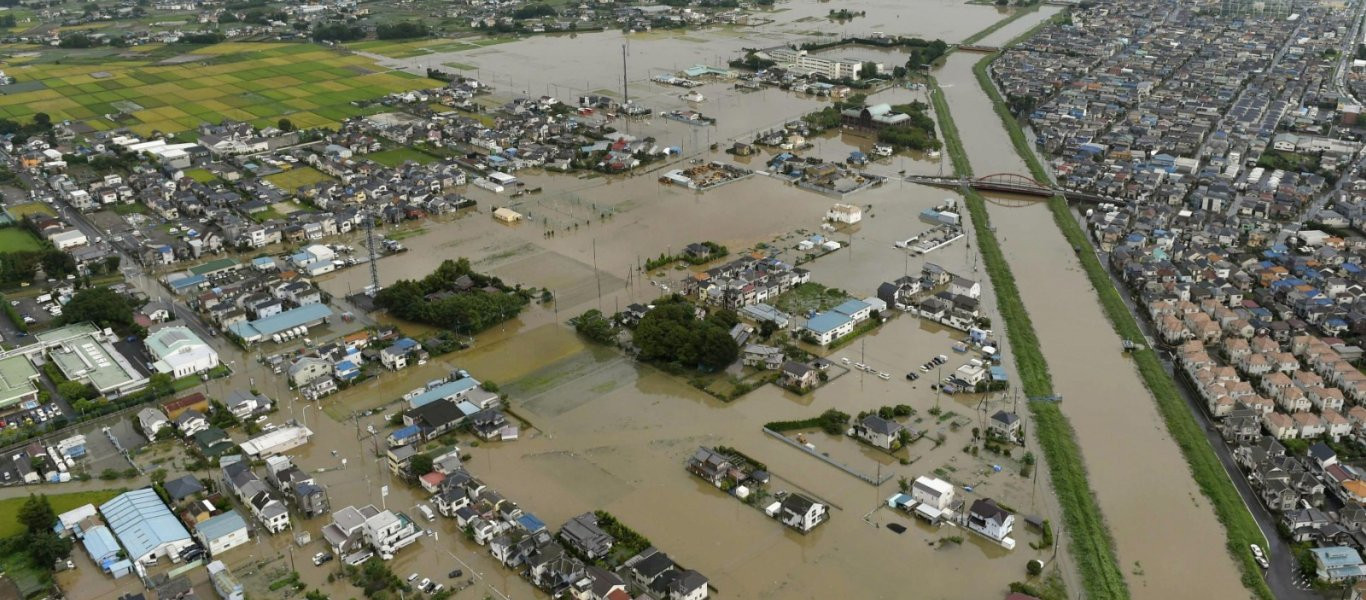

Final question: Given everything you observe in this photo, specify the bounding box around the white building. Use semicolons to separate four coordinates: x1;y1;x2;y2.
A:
826;203;863;224
966;498;1015;549
363;509;422;556
239;426;313;458
778;493;828;532
48;229;88;250
195;510;249;557
911;476;955;511
763;48;871;80
145;326;220;378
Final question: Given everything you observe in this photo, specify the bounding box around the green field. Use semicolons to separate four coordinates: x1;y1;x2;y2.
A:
0;489;125;540
369;147;438;167
0;227;43;252
0;42;440;136
183;168;217;183
5;203;55;220
264;166;333;190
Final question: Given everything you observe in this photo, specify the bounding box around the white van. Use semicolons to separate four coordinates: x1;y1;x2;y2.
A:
417;504;435;521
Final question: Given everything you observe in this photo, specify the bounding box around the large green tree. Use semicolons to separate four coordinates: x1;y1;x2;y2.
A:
632;297;738;370
18;493;56;534
58;287;135;329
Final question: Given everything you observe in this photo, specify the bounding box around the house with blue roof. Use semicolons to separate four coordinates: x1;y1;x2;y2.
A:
335;359;360;381
99;488;193;566
387;425;422;448
381;338;426;371
832;299;873;323
803;311;853;345
1311;546;1366;582
227;303;333;344
408;377;484;409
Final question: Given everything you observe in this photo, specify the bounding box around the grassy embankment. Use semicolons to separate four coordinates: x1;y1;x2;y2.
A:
963;23;1274;600
931;75;1128;598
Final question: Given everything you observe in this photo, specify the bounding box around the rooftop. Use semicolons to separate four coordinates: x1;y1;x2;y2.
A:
228;303;333;340
0;355;39;409
99;488;190;561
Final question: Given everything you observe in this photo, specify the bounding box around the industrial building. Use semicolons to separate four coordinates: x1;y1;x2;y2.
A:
99;488;194;566
227;303;333;343
39;324;148;396
0;355;41;410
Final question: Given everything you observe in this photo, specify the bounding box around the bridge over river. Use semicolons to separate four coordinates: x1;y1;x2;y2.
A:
904;173;1115;205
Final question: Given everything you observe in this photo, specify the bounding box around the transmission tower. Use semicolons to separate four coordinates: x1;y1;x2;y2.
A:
365;208;381;295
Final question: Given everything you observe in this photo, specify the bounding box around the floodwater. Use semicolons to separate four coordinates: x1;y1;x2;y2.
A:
933;33;1250;599
45;3;1246;600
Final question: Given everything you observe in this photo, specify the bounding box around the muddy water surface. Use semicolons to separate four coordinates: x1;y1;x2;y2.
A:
934;38;1249;599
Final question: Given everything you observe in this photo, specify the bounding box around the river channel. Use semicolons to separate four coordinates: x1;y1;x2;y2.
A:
50;2;1250;599
933;34;1250;600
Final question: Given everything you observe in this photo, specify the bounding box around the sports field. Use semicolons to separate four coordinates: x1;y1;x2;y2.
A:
0;42;441;136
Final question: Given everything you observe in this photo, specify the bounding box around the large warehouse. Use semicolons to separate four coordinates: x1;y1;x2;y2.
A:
99;488;194;566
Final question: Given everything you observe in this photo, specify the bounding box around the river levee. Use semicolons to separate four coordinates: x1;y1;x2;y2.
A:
27;3;1249;600
932;36;1251;600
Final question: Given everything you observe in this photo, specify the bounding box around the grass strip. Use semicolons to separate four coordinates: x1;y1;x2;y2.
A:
931;29;1129;598
960;5;1040;46
965;18;1276;599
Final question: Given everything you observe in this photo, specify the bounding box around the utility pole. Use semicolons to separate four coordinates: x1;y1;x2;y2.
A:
622;44;629;105
593;238;603;311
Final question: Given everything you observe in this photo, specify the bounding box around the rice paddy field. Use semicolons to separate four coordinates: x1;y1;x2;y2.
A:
368;146;438;166
0;42;441;136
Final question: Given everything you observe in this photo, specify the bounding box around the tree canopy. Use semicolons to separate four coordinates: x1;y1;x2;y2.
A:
58;287;136;330
572;309;615;344
374;258;527;334
632;296;738;371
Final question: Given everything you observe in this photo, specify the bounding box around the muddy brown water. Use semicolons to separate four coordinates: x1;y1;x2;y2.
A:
52;4;1244;599
935;46;1249;598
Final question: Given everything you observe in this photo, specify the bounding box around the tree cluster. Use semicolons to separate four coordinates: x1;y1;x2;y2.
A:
876;102;941;151
0;237;77;287
631;296;738;371
375;21;430;40
58;287;137;331
374;258;527;334
15;494;73;572
312;22;366;42
572;309;615;344
178;32;226;44
511;3;557;19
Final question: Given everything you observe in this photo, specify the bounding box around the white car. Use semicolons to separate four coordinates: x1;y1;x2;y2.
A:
417;577;430;591
1250;544;1264;559
407;573;419;583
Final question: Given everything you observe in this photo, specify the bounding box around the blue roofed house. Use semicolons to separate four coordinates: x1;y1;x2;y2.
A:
99;488;194;566
803;312;853;346
832;299;872;323
387;425;422;448
1311;546;1366;583
335;359;360;382
381;338;426;370
407;378;489;409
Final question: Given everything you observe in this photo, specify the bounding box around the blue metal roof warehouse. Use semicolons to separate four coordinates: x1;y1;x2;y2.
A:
227;303;333;342
100;488;192;564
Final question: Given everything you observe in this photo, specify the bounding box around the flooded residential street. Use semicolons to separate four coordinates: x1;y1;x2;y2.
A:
29;2;1253;599
934;35;1249;599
